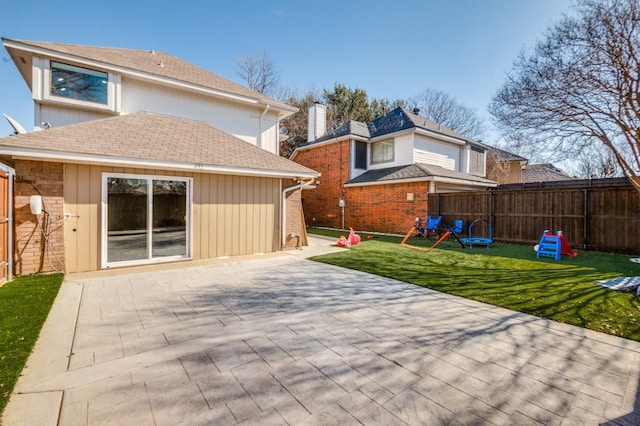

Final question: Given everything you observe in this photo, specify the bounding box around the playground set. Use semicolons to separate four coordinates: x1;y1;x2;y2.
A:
535;230;578;260
402;216;493;252
335;218;584;265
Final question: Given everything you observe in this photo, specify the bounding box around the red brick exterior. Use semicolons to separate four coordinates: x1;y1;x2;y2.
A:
296;141;351;228
283;186;305;249
14;160;65;275
295;141;430;234
344;182;429;234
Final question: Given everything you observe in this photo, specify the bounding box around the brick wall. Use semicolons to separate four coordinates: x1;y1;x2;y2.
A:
294;141;431;234
14;160;65;275
345;182;429;234
283;186;305;249
294;141;350;229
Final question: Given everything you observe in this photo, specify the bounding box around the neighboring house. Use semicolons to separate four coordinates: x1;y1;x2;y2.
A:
291;105;497;234
0;38;318;276
486;147;529;184
485;146;575;185
522;163;575;183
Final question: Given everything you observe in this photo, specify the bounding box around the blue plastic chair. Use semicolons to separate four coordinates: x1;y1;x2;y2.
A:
426;215;442;231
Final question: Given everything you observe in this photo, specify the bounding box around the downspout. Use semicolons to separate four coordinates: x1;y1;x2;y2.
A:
258;104;270;149
282;177;315;250
7;169;13;281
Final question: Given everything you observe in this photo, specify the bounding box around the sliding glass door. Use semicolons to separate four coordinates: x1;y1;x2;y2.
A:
103;174;191;267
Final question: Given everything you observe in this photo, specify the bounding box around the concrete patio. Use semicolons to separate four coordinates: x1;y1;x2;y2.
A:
3;237;640;425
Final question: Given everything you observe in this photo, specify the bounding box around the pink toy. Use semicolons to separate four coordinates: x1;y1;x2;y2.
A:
336;228;361;247
336;235;351;247
349;227;361;245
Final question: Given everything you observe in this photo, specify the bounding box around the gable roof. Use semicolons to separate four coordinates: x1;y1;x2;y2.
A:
2;38;296;115
488;147;528;163
298;106;487;150
345;163;496;187
312;120;370;144
0;113;317;179
368;107;477;143
522;163;574;183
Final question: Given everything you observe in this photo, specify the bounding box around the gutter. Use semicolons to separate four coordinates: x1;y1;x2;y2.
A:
290;135;369;160
0;147;317;180
282;177;315;249
344;175;497;188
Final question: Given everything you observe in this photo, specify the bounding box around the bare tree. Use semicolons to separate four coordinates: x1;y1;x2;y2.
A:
406;88;485;139
485;148;516;184
235;52;280;96
573;146;621;178
489;0;640;193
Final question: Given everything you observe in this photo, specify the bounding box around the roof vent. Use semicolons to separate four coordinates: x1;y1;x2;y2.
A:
158;60;165;67
150;49;156;55
412;107;420;115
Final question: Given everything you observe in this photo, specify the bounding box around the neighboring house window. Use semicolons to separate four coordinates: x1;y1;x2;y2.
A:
355;141;367;169
371;139;394;164
51;61;108;104
102;173;191;268
469;146;485;176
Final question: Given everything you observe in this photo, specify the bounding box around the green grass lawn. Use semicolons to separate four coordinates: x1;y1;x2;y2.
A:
309;228;640;341
0;274;64;415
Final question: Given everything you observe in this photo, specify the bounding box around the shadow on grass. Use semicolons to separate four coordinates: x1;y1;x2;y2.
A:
311;240;640;341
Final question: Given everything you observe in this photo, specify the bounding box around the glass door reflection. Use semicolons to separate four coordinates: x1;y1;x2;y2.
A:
106;177;148;263
152;180;187;258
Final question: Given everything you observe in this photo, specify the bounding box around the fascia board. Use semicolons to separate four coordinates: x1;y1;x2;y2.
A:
0;146;318;179
345;175;497;188
291;135;368;158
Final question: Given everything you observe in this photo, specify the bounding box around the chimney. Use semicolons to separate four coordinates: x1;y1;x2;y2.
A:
412;107;420;115
307;103;327;142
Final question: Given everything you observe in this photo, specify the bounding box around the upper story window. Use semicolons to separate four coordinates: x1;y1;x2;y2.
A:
469;145;485;176
50;61;108;105
354;141;367;169
371;139;394;164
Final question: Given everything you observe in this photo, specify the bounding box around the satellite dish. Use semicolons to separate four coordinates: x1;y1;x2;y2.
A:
2;113;27;135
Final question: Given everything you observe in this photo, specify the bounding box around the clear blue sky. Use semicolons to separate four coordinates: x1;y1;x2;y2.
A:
0;0;573;139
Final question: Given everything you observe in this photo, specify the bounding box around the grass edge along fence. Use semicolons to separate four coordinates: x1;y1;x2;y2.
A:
428;177;640;255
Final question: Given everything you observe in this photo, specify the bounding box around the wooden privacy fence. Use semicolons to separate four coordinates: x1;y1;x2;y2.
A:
427;178;640;254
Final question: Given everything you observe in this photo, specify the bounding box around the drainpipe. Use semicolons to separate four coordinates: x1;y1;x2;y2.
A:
282;177;315;250
258;104;270;149
7;169;13;281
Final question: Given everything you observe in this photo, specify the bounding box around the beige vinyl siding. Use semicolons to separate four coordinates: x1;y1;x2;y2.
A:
192;174;279;259
413;135;460;170
64;164;280;273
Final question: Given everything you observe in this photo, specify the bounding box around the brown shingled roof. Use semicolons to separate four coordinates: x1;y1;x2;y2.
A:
3;38;293;110
0;113;317;177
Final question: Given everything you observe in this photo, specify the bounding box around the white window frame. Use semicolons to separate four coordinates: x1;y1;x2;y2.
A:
101;172;193;269
371;138;394;164
43;60;118;112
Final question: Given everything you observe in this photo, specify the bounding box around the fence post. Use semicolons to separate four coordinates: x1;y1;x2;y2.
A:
490;190;495;240
582;188;589;250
